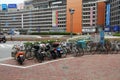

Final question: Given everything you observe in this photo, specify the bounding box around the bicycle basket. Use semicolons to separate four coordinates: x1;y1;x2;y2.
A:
76;40;86;48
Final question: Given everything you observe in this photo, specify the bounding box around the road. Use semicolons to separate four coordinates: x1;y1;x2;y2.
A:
0;41;26;59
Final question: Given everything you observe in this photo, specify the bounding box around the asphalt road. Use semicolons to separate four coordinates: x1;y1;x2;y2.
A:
0;41;26;59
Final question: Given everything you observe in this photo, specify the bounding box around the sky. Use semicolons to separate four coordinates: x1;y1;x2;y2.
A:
0;0;24;4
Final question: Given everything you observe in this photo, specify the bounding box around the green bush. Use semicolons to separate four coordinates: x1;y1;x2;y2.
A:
30;32;77;35
113;33;120;36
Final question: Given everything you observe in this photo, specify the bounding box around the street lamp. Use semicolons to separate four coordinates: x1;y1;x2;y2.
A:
69;8;75;38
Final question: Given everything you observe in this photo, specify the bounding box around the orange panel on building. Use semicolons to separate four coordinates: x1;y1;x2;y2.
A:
97;2;106;26
66;0;82;34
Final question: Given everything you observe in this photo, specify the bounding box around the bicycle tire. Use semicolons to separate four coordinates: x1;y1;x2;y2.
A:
72;48;78;57
89;46;96;55
78;48;84;56
61;48;67;58
45;51;52;60
25;51;35;60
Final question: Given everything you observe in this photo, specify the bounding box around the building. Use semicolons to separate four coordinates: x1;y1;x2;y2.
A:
82;0;106;33
24;0;33;10
0;0;67;33
0;0;107;34
66;0;82;34
108;0;120;32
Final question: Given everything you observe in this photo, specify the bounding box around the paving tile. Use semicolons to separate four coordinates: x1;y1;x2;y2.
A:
0;54;120;80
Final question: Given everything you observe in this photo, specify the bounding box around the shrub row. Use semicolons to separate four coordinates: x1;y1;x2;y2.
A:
30;32;77;35
113;33;120;36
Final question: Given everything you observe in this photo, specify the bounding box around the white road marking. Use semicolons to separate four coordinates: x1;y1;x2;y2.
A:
5;44;13;47
0;63;26;69
0;57;26;68
25;57;74;68
0;44;13;48
0;44;5;48
0;57;74;69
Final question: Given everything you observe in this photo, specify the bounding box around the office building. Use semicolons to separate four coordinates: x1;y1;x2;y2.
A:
108;0;120;32
0;0;67;33
82;0;106;33
0;0;107;34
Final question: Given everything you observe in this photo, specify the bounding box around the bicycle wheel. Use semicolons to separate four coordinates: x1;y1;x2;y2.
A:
89;46;96;55
97;46;106;54
86;46;91;52
72;47;78;57
44;51;52;60
113;49;119;54
61;47;67;58
25;51;35;60
78;48;84;56
104;46;111;54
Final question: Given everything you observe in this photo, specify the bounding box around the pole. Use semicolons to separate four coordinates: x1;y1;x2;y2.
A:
69;8;75;38
70;14;73;38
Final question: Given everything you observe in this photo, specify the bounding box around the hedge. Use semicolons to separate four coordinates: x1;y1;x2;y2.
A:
113;33;120;36
30;32;77;35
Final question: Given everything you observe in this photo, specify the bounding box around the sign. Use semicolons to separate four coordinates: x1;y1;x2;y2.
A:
90;7;93;26
52;1;62;5
113;26;119;32
106;4;110;26
52;10;58;27
100;31;104;44
82;28;96;33
2;4;7;10
104;26;111;32
8;4;17;8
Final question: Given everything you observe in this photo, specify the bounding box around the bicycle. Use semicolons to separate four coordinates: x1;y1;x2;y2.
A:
72;41;84;57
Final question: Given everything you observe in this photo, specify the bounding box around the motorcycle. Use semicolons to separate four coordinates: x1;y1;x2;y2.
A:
33;45;45;63
50;48;57;59
56;48;62;58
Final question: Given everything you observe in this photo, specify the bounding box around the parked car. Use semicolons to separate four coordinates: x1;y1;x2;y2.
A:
0;33;6;43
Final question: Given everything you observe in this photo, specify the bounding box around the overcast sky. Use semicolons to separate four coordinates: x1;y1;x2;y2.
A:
0;0;24;4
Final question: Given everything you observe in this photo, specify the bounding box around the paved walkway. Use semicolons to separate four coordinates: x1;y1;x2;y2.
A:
0;54;120;80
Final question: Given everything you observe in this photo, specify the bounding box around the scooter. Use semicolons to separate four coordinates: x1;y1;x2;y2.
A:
16;51;25;65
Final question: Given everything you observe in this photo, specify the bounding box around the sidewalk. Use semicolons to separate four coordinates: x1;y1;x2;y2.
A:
6;35;69;41
0;54;120;80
